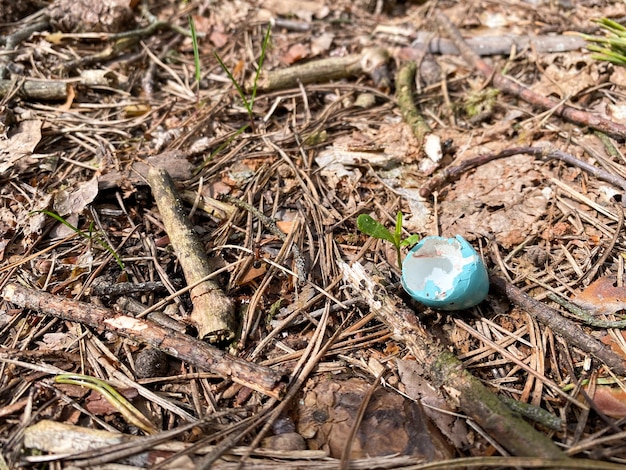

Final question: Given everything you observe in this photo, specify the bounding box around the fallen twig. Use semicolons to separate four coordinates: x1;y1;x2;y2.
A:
490;276;626;375
0;79;69;100
419;33;587;56
395;61;432;144
547;293;626;329
435;11;626;140
147;167;236;342
419;146;626;198
246;48;391;92
1;283;285;399
340;261;565;458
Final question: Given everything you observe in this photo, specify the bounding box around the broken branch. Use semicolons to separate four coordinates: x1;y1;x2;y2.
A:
491;276;626;376
147;167;236;342
247;48;390;92
0;79;69;100
395;61;432;144
2;283;284;399
419;146;626;198
435;11;626;140
340;261;565;459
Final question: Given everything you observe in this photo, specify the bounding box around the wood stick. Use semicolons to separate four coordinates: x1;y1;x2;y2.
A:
419;145;626;198
0;79;69;100
2;283;285;399
147;167;236;342
340;261;565;458
395;61;431;144
421;33;587;56
491;276;626;376
247;48;390;92
435;11;626;140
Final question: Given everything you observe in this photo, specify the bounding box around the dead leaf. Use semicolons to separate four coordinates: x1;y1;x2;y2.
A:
97;152;194;191
573;276;626;316
583;385;626;418
209;29;229;48
280;43;310;65
0;120;42;175
296;375;452;460
37;332;79;350
438;152;550;248
601;332;626;360
397;359;470;449
237;263;267;286
311;33;334;56
53;177;99;217
276;220;293;234
607;103;626;124
532;53;597;100
85;388;139;415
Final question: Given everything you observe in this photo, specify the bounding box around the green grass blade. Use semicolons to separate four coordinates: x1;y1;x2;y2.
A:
250;23;271;109
400;234;420;247
188;16;201;83
31;210;125;270
394;212;403;242
214;51;251;114
196;123;250;171
30;210;89;239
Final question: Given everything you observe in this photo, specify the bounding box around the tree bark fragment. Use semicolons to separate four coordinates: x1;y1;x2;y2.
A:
340;261;565;459
147;167;236;343
2;283;284;399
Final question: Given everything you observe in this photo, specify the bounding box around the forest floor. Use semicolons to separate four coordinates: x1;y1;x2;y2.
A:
2;0;626;468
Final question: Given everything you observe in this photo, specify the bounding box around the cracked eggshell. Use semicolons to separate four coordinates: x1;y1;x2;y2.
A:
401;235;489;311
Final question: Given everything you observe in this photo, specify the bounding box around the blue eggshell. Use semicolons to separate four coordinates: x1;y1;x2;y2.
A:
401;235;489;310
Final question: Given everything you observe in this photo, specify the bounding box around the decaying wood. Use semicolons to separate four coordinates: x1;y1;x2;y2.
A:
340;261;565;459
395;61;431;145
23;419;327;467
420;33;587;56
435;11;626;140
147;167;237;342
0;79;69;100
491;277;626;376
2;283;285;399
247;48;390;92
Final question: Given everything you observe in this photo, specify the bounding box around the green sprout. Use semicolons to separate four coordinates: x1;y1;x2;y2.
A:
357;212;420;268
188;15;202;84
214;22;271;127
582;18;626;67
32;210;125;270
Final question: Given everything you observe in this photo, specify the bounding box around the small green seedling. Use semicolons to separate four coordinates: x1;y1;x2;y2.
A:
32;210;125;270
357;212;420;268
214;22;271;127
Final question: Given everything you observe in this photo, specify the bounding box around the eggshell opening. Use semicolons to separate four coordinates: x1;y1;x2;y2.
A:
401;235;489;310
